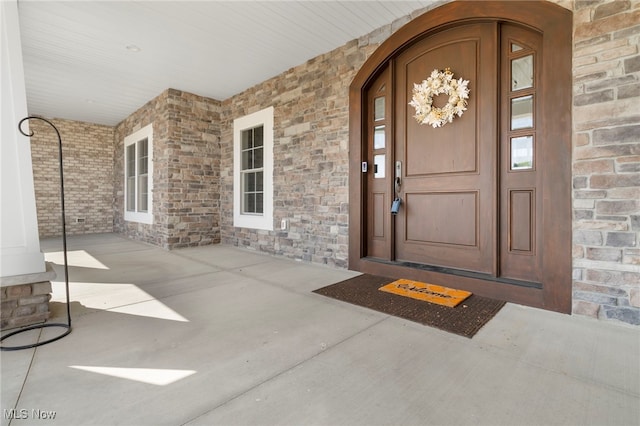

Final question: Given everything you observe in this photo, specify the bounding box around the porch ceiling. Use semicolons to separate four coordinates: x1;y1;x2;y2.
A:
17;0;431;127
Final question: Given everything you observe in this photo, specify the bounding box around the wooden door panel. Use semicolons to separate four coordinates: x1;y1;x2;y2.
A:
405;191;477;246
395;23;497;274
509;189;534;252
372;192;386;238
405;40;479;176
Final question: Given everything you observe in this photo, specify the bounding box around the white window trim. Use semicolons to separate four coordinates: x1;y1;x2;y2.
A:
234;107;274;231
124;123;153;224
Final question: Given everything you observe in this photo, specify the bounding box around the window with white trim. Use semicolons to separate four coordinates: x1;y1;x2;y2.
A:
234;107;273;230
124;124;153;224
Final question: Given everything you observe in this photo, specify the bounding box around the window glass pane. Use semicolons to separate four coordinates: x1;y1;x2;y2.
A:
254;126;264;147
127;177;135;211
374;125;385;150
126;145;135;177
242;129;252;150
374;97;385;121
374;154;385;179
511;95;533;130
138;175;148;212
138;156;147;175
511;136;534;170
512;54;533;91
138;139;148;175
138;138;148;156
244;193;255;214
256;171;263;191
242;150;251;170
256;193;264;214
254;147;263;169
511;43;524;52
242;172;251;192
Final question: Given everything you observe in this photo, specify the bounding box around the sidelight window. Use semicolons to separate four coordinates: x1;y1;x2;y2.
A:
508;44;535;171
372;93;387;179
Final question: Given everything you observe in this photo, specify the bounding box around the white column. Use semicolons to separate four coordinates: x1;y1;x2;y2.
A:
1;0;46;277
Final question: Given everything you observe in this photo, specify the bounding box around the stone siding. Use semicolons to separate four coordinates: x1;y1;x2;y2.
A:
572;0;640;324
29;118;114;237
1;281;51;330
219;44;360;267
218;6;434;268
114;89;221;249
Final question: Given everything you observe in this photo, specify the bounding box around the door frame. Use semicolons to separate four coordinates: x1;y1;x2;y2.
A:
348;1;572;313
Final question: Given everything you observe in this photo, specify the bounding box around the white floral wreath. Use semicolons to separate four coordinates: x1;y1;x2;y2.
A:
409;68;470;128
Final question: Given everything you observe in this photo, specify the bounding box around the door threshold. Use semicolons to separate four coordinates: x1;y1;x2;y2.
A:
365;257;542;290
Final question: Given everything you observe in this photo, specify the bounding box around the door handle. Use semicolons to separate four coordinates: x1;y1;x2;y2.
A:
392;161;402;215
395;161;402;194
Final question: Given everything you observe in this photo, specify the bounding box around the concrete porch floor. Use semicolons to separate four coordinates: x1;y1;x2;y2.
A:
1;233;639;426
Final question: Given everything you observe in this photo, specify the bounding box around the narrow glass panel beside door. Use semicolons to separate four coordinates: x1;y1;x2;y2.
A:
511;95;533;130
374;125;385;149
374;154;386;178
511;136;534;170
374;97;385;121
511;55;533;91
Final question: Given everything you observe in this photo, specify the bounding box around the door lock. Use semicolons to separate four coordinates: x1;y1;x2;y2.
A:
391;197;402;215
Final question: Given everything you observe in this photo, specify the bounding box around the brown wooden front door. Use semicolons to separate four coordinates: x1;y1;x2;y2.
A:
394;23;497;275
353;2;572;313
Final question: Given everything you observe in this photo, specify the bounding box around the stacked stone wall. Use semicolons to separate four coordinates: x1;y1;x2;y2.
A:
114;89;221;249
571;0;640;324
29;118;114;237
218;6;434;267
1;281;51;330
219;45;360;267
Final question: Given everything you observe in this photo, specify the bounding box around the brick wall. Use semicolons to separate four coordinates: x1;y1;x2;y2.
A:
114;89;221;249
29;118;114;237
571;0;640;324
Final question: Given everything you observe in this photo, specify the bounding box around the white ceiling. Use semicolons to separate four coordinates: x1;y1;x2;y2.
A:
18;0;433;126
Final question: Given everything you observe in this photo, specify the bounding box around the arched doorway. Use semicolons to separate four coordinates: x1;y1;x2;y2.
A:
349;1;572;312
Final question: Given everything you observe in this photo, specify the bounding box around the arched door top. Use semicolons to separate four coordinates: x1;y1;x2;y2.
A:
352;1;570;92
348;1;572;313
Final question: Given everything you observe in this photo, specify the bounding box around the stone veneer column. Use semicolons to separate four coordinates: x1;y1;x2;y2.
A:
571;0;640;324
1;265;55;330
114;89;221;249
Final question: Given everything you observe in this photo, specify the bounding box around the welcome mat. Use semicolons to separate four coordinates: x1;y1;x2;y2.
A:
379;279;472;307
313;274;505;338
